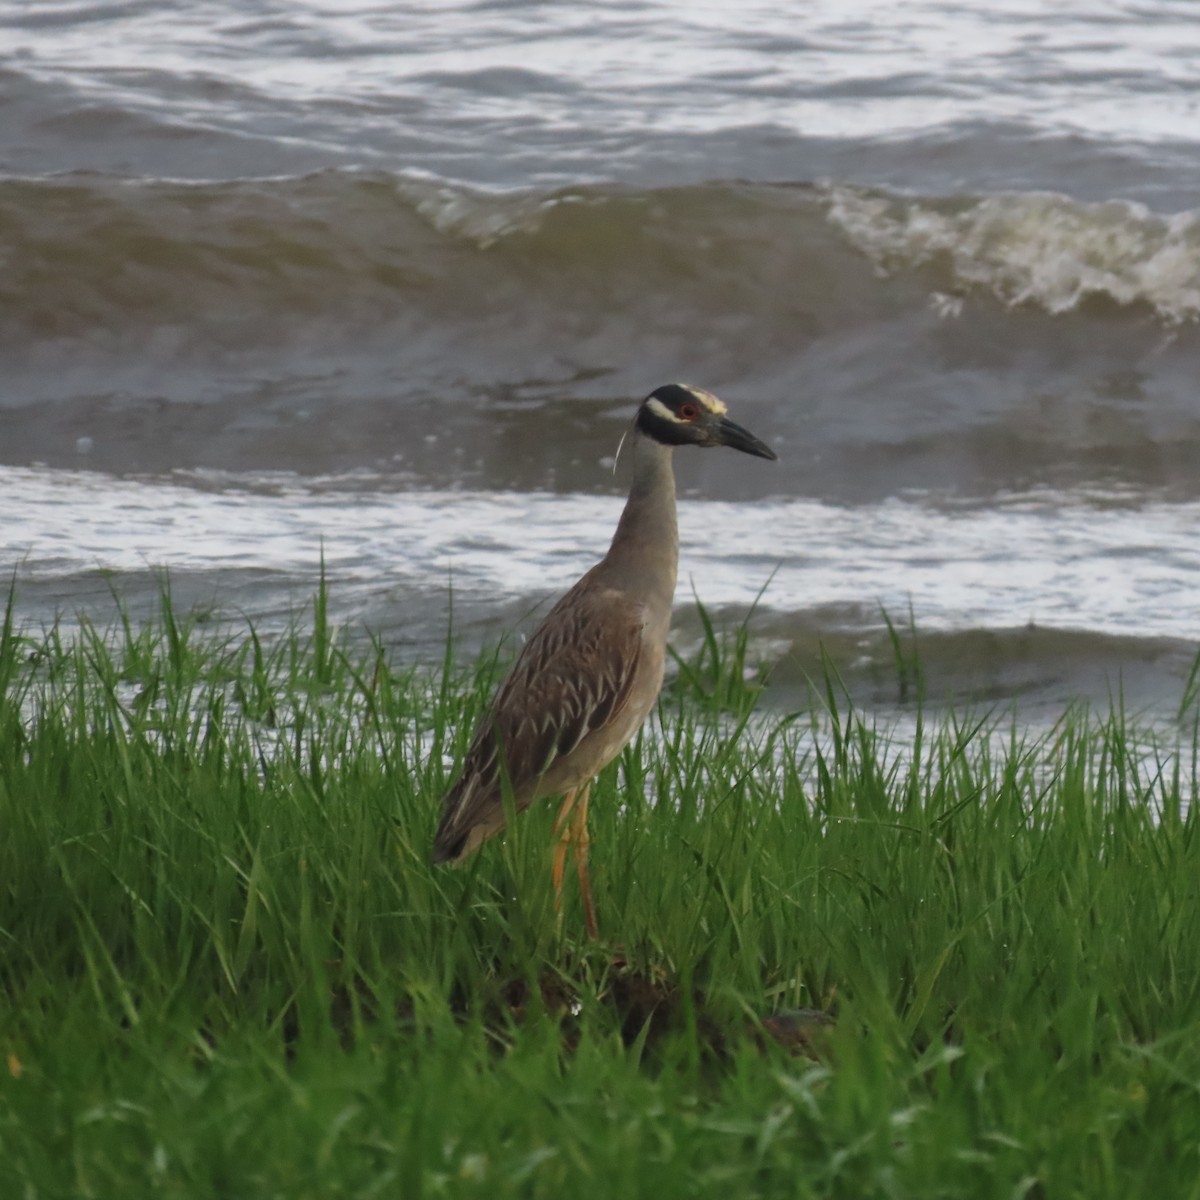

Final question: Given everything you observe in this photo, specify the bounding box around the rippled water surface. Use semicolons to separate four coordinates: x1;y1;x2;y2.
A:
6;1;1200;196
2;0;1199;719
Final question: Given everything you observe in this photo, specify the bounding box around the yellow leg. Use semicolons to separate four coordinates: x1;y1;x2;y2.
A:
550;784;598;939
551;789;578;910
571;784;598;940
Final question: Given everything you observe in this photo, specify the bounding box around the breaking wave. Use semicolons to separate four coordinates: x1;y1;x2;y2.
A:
3;172;1198;359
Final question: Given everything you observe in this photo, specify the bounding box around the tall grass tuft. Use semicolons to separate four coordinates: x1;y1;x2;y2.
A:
1;582;1198;1198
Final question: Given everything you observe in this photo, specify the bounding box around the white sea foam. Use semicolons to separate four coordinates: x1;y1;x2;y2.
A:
4;466;1199;646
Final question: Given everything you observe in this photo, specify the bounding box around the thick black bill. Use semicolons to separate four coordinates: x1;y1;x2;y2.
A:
714;416;778;460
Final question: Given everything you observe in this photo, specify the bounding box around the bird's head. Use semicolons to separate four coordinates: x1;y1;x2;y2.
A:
635;383;777;460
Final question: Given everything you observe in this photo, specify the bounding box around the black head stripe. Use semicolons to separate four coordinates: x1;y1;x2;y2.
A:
635;384;705;445
636;403;698;445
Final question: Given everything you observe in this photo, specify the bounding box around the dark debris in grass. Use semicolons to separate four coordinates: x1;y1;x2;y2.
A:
320;960;835;1064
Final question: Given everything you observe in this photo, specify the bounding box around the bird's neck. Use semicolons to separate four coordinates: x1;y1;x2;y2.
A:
603;432;679;599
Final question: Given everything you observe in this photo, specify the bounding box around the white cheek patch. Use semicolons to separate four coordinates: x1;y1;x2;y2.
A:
645;397;682;422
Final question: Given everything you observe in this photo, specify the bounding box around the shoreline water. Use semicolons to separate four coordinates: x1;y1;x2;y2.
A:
4;2;1199;730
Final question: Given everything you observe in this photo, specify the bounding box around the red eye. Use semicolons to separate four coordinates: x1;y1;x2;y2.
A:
679;403;699;420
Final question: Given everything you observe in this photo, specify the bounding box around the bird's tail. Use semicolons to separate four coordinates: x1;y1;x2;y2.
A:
431;813;471;865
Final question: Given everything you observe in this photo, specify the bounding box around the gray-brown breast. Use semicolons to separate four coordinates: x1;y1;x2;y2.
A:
432;569;662;863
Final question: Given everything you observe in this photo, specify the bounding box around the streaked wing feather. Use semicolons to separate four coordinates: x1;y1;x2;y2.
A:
433;583;643;859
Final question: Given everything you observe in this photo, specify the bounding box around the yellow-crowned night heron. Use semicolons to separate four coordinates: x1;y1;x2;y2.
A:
432;384;777;936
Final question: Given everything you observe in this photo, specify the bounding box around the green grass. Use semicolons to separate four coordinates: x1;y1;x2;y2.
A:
2;581;1199;1198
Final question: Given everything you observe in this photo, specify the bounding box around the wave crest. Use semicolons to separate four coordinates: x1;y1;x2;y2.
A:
826;186;1200;322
